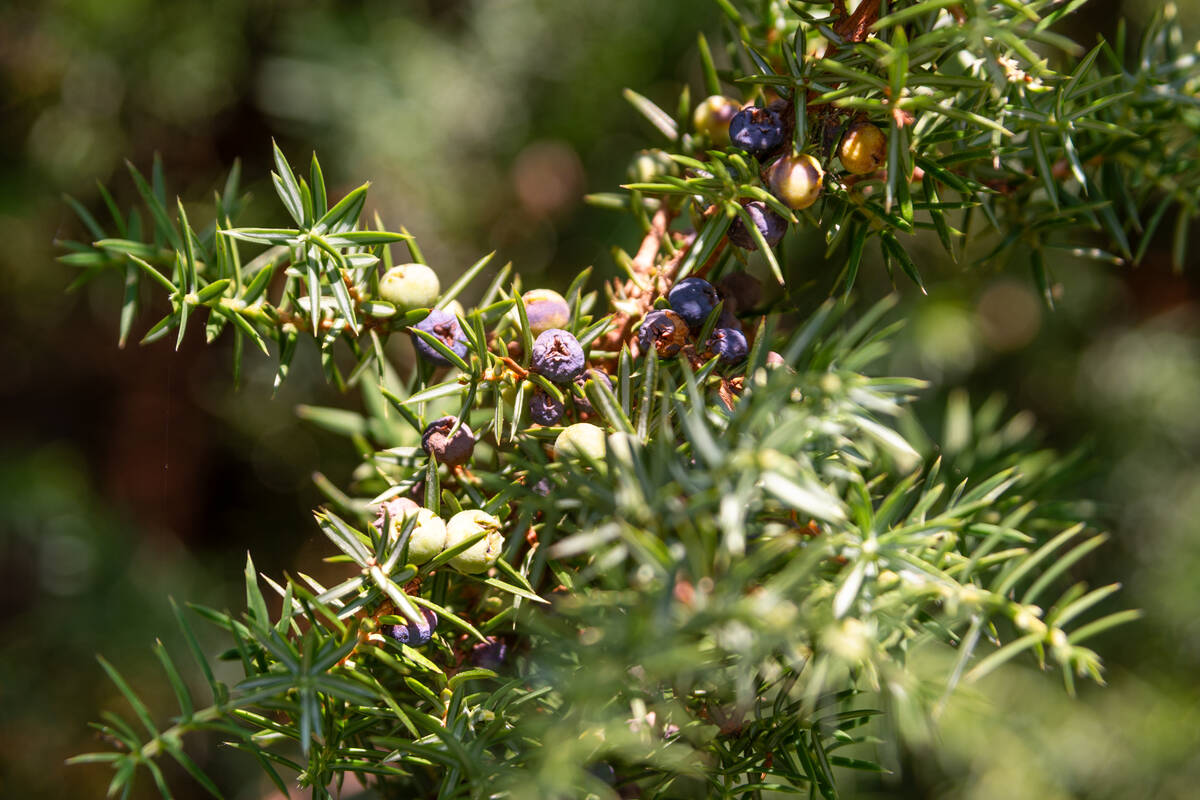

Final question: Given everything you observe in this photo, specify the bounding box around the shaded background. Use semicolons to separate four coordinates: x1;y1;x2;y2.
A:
1;0;1197;797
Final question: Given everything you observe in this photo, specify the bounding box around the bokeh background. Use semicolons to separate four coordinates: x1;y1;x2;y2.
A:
1;1;1198;797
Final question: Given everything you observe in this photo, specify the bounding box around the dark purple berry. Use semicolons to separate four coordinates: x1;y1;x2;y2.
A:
531;328;585;384
529;388;564;426
383;608;438;646
572;369;612;416
421;416;476;467
717;306;742;331
520;289;570;335
412;309;468;367
715;271;763;313
729;105;786;159
668;277;720;329
705;328;749;364
587;762;617;786
372;497;420;535
637;310;689;358
470;636;509;670
728;201;787;250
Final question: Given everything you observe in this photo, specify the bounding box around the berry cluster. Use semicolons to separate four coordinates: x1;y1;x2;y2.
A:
372;497;503;577
349;234;777;670
637;275;751;367
689;94;887;250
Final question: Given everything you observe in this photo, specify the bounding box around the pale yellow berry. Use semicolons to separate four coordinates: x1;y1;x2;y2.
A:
692;95;740;148
445;510;504;574
378;263;440;310
766;153;824;210
839;121;887;175
393;508;448;565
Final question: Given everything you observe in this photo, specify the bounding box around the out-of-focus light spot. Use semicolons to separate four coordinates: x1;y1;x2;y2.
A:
976;279;1042;352
39;524;95;597
27;106;121;182
913;301;978;380
512;140;583;219
61;52;124;117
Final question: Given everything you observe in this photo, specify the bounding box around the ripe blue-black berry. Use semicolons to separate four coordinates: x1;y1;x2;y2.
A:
382;608;438;646
716;271;763;313
412;309;468;366
530;328;585;383
529;388;564;426
421;416;476;467
728;201;787;250
637;309;689;357
705;327;749;364
717;306;741;331
730;105;786;159
668;277;720;329
470;636;509;670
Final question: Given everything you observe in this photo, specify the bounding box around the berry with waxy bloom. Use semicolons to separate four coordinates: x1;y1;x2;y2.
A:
767;153;824;210
382;608;438;646
704;327;749;364
378;263;440;310
668;277;720;329
729;104;787;159
445;510;504;574
519;289;570;336
530;328;585;384
421;416;475;467
372;497;420;533
529;388;564;426
554;422;607;463
839;121;887;175
692;95;740;147
637;309;689;357
728;201;787;250
412;309;468;366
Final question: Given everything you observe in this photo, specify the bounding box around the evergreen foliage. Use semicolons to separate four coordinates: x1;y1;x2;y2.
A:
58;1;1198;797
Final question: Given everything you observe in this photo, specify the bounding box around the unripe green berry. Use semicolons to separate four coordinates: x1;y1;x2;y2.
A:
379;263;440;310
839;121;887;175
693;95;740;147
627;149;679;184
445;510;504;574
555;422;607;463
397;508;449;565
767;153;824;210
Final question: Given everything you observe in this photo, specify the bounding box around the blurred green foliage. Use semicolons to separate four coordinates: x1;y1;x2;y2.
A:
3;0;1200;797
